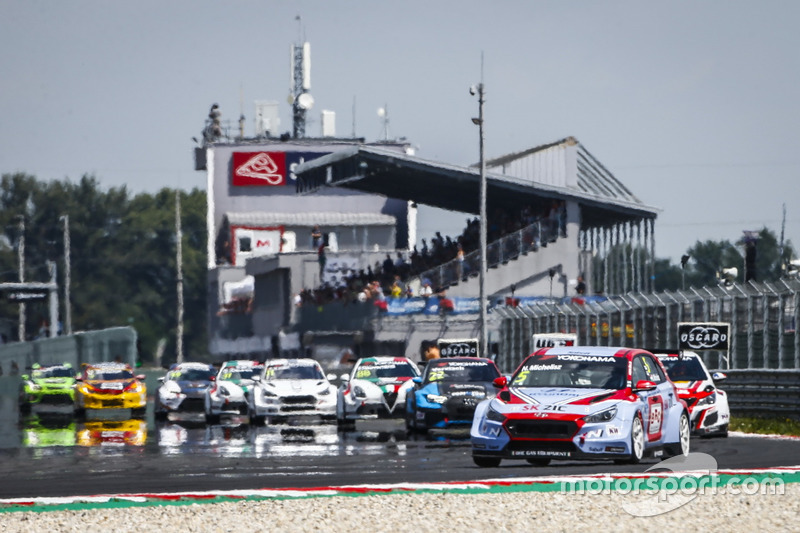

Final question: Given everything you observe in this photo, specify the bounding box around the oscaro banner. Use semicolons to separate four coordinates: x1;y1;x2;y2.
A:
232;151;330;187
677;322;730;351
438;338;479;357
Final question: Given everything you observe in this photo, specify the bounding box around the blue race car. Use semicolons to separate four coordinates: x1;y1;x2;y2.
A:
406;357;501;432
471;347;690;467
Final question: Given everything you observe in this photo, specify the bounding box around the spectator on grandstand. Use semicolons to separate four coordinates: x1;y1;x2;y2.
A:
575;275;587;295
311;225;323;249
390;278;403;298
420;280;433;299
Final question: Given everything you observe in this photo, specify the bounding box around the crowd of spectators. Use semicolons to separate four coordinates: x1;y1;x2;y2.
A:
294;200;567;310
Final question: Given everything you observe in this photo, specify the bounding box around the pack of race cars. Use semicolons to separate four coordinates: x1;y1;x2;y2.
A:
18;346;730;466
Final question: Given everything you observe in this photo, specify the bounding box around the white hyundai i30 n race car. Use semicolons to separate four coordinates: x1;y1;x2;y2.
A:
655;351;730;437
247;358;337;425
471;347;691;467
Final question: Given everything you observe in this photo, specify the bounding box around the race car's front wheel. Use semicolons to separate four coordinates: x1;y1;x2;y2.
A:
666;411;691;457
473;456;502;468
617;414;645;464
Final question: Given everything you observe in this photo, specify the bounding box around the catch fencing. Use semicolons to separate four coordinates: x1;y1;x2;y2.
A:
493;278;800;373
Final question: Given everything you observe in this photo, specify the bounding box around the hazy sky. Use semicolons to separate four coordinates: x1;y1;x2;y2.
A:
2;0;798;264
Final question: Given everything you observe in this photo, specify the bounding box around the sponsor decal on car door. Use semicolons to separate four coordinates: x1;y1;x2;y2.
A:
646;394;664;441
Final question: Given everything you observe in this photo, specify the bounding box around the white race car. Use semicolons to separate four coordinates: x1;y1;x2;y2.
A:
247;358;337;425
336;356;420;428
204;360;263;424
655;351;730;437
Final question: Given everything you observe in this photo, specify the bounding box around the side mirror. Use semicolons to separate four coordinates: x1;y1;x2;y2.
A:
412;377;423;385
157;377;165;383
135;374;146;381
21;374;29;381
711;372;727;382
493;376;508;388
340;374;350;383
75;376;83;382
326;373;337;382
252;374;262;382
634;379;657;392
209;376;216;382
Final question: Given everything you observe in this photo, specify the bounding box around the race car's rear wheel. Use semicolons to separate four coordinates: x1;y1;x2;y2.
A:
666;411;691;457
473;456;502;468
525;458;551;466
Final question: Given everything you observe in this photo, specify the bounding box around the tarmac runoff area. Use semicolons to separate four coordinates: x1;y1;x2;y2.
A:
1;469;799;532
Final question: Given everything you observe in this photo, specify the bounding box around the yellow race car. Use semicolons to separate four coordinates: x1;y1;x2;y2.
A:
75;362;147;417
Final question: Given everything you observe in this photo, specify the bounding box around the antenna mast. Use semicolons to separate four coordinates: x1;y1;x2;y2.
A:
290;15;313;138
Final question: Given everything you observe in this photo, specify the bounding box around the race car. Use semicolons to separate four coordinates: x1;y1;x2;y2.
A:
204;360;262;423
471;347;690;467
336;356;420;427
654;350;730;437
18;363;77;413
405;357;501;432
155;362;217;420
74;362;147;417
247;358;337;425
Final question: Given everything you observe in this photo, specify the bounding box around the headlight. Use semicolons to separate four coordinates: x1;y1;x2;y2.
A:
262;389;277;398
219;386;230;397
583;405;617;424
426;394;447;404
353;386;367;399
486;405;506;422
29;384;42;392
318;387;331;396
697;392;716;407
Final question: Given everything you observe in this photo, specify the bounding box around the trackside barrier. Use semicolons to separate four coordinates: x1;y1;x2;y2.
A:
0;327;138;375
494;278;800;372
715;369;800;419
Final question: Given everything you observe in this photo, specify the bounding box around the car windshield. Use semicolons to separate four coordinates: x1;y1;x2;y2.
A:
354;361;418;380
219;366;260;381
511;355;629;389
171;368;214;381
85;368;133;381
424;361;499;383
659;356;708;382
265;364;324;380
33;367;73;379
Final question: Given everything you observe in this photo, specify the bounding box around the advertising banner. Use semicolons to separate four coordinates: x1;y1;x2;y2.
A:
677;322;730;351
437;338;480;357
232;151;331;187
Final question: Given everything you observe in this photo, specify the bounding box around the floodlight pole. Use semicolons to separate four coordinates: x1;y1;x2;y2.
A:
176;190;184;364
17;215;25;342
60;214;72;335
474;82;488;359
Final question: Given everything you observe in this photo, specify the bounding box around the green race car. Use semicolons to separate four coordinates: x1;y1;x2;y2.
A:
19;363;78;413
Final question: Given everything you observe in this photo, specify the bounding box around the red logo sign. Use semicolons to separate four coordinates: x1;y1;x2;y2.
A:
232;152;287;186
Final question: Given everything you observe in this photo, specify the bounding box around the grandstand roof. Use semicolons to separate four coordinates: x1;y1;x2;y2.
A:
294;137;659;227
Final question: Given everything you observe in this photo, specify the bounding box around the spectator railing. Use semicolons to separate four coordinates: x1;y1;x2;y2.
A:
415;219;559;290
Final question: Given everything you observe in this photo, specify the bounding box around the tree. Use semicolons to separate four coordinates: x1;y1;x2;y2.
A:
0;173;208;362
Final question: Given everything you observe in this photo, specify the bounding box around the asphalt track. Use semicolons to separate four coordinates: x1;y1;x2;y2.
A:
2;410;800;500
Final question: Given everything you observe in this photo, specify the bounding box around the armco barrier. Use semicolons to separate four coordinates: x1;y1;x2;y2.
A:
0;327;137;375
716;369;800;419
